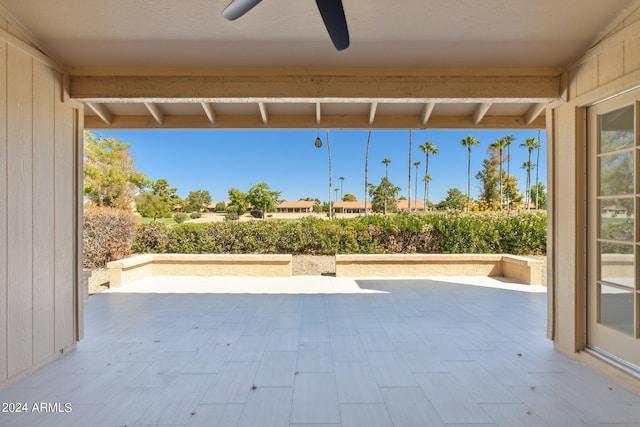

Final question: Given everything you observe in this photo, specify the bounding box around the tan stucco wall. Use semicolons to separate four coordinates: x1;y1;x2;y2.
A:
0;13;81;387
108;254;293;286
551;3;640;362
335;254;543;285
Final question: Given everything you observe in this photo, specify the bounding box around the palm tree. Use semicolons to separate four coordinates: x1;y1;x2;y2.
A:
521;161;535;210
459;136;480;211
534;130;542;209
407;130;412;213
413;161;421;211
334;187;340;204
418;141;438;211
339;176;344;200
382;158;391;178
364;130;372;215
520;137;540;209
423;174;432;210
490;137;509;210
502;135;516;209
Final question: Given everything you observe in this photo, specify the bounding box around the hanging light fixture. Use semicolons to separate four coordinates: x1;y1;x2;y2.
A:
314;130;322;148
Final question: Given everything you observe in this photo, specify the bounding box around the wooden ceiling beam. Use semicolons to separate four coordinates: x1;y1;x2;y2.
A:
86;102;113;125
70;73;560;101
421;102;436;125
525;102;547;124
258;102;268;124
143;102;164;124
200;101;216;124
472;102;492;124
368;101;378;125
85;113;545;130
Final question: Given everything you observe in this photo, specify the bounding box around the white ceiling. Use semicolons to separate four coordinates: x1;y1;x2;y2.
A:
1;0;637;129
1;0;636;69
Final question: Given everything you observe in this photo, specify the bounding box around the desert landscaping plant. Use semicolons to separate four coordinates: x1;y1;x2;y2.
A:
83;207;138;268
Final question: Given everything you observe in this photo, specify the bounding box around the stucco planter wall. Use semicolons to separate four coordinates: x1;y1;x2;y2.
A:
335;254;543;285
107;253;543;287
107;254;293;286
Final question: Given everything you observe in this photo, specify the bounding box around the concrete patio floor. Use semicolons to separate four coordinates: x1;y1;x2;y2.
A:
1;276;639;426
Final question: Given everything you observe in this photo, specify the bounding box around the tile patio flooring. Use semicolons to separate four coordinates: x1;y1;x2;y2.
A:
1;276;640;426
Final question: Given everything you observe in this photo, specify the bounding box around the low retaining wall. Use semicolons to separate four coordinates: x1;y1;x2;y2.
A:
335;254;543;285
107;254;293;286
107;253;543;287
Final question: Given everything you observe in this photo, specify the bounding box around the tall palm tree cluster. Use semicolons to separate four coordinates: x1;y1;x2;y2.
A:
362;130;543;215
461;134;542;211
418;141;438;211
520;136;541;210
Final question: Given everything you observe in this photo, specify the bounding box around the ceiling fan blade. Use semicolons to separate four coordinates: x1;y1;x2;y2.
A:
222;0;263;20
315;0;350;51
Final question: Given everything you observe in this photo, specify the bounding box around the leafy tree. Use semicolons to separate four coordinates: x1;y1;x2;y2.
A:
247;182;281;219
369;177;400;214
225;205;240;221
503;175;523;208
476;145;501;207
476;145;522;210
530;183;547;209
215;202;227;212
184;190;212;213
438;188;466;210
228;188;249;214
319;202;331;213
135;192;173;219
83;131;149;209
460;136;480;211
343;193;357;202
151;178;180;205
134;177;180;219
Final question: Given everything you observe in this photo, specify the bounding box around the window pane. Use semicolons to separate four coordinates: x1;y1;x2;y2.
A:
600;105;634;153
600;284;634;335
599;242;634;288
599;199;634;242
600;152;634;196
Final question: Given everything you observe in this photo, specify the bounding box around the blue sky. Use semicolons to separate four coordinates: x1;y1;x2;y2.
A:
94;129;547;204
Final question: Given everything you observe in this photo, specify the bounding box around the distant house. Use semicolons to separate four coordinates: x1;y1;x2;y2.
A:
397;199;425;212
208;201;228;212
333;201;366;214
277;200;317;213
601;205;629;218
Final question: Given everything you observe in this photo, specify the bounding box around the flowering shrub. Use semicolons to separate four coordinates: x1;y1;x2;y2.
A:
132;211;546;256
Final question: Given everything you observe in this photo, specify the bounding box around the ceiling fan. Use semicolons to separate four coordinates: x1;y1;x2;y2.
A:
221;0;350;51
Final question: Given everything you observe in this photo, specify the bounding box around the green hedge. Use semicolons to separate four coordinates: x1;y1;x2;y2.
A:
133;211;546;256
